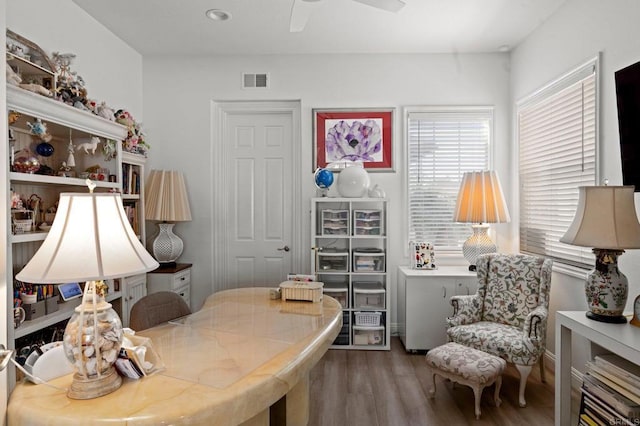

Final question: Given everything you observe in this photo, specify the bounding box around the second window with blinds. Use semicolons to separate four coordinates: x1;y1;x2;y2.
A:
518;57;598;268
406;107;493;252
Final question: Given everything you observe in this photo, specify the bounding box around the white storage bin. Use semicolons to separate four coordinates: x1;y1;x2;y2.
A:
317;250;349;272
323;286;348;308
353;282;385;309
352;249;385;272
353;325;385;346
321;209;349;235
353;209;383;236
354;311;382;327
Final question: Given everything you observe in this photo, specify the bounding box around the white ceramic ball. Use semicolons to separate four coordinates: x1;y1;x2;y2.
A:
337;163;370;197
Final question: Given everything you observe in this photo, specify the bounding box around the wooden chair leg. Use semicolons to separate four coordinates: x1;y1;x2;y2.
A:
471;384;483;420
429;373;437;398
539;356;546;383
515;364;532;407
494;376;502;407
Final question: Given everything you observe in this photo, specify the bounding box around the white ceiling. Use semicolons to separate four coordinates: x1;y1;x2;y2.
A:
73;0;567;56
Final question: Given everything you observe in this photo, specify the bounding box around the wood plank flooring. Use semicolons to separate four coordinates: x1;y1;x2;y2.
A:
309;337;556;426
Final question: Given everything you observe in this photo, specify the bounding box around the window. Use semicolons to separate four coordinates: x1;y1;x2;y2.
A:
407;107;492;250
518;58;598;267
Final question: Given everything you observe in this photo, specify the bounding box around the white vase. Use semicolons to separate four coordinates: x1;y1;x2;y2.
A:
337;163;370;198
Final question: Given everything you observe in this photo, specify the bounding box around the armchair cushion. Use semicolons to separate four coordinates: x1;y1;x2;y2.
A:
447;321;544;366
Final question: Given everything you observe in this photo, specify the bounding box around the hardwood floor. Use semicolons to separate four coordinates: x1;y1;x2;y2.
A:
309;337;556;426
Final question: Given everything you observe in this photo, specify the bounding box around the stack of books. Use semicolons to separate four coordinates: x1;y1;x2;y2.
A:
579;353;640;426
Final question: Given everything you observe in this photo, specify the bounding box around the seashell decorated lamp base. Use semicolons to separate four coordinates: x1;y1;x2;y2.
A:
63;280;124;399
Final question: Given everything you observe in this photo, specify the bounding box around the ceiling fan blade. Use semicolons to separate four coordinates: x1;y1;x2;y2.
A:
352;0;406;13
290;0;324;32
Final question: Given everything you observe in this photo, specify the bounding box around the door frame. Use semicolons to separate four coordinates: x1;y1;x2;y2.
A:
211;100;302;292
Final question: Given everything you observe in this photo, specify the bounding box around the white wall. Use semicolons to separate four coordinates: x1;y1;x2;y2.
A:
511;0;640;365
142;53;512;314
1;0;9;418
6;0;143;119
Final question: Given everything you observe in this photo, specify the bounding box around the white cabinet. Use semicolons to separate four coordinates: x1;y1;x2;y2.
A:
147;263;192;310
6;86;148;362
397;266;476;352
119;274;148;327
311;198;388;350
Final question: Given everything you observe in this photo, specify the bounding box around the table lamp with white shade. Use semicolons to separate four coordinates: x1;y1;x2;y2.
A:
454;170;510;271
560;185;640;323
16;182;159;399
145;170;192;266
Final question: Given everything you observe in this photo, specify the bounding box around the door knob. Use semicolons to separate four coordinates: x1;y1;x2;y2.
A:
278;245;290;252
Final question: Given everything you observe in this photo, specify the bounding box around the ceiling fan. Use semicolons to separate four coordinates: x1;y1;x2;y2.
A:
290;0;406;32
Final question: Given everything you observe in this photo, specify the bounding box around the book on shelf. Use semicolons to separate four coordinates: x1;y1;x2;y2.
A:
595;354;640;389
580;389;637;426
586;361;640;405
582;373;640;419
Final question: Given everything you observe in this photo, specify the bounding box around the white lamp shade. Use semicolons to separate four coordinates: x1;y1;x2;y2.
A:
16;193;158;283
145;170;192;222
454;170;510;224
560;185;640;249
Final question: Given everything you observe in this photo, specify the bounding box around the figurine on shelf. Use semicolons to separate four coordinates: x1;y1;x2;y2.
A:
6;65;21;86
58;161;75;178
96;102;115;121
26;118;53;142
76;136;100;155
66;141;76;168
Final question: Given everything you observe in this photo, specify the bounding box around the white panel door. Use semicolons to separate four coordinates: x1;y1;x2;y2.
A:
223;110;294;288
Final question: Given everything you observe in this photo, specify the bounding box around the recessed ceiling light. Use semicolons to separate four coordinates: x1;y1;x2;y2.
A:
498;45;510;53
205;9;232;21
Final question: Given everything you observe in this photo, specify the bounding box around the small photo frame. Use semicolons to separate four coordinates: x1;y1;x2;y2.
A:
313;108;394;172
58;282;82;301
410;241;436;270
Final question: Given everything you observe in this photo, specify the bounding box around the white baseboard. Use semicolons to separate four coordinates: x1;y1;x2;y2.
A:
543;349;583;392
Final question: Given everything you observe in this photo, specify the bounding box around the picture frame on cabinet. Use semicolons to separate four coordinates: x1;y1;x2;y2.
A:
312;108;394;172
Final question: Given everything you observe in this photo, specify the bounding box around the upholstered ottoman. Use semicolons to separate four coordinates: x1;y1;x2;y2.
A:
425;342;506;419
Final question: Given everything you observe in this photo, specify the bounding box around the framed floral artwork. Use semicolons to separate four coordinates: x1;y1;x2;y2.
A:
313;108;394;172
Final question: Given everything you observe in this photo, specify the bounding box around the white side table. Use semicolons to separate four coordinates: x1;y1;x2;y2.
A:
147;263;192;310
555;311;640;425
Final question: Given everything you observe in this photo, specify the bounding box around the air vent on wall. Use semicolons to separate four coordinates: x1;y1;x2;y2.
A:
242;73;269;89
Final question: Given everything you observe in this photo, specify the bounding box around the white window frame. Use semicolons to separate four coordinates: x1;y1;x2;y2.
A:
516;56;599;268
403;106;494;257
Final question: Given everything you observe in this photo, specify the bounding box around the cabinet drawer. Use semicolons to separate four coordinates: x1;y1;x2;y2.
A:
170;269;191;290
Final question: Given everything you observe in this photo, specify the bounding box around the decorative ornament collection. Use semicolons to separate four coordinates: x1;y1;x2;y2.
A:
7;40;150;158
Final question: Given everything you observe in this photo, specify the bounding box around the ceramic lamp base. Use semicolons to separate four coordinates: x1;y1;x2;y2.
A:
151;222;184;264
67;366;122;400
585;249;628;323
462;224;497;270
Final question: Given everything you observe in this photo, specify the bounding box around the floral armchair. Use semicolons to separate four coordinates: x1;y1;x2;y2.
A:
446;253;553;407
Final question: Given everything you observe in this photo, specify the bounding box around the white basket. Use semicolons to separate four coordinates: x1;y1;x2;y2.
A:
354;311;382;327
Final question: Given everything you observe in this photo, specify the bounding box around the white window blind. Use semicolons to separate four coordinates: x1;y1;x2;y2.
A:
407;108;492;249
518;61;597;267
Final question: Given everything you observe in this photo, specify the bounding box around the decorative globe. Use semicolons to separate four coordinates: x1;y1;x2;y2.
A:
36;142;54;157
337;162;370;198
314;168;334;189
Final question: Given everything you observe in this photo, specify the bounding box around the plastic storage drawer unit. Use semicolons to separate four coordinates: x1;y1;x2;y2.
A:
353;325;385;346
321;209;349;235
317;250;349;272
352;248;385;272
353;281;385;309
353;209;383;235
323;285;348;308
